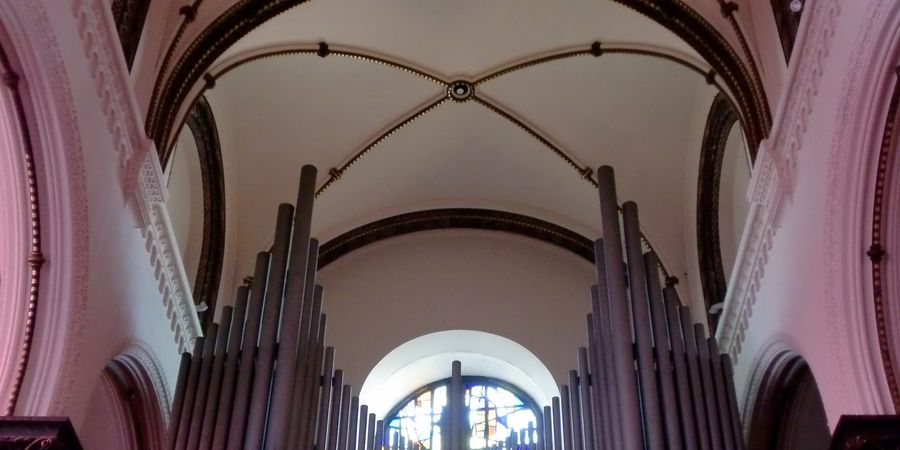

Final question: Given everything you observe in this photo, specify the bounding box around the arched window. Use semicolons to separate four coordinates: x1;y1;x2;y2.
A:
385;377;540;450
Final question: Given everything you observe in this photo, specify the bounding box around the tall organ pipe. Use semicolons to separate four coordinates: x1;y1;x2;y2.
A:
267;165;318;447
644;252;683;450
595;166;643;450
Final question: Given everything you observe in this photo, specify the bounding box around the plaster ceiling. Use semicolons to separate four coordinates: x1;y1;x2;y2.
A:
180;0;724;302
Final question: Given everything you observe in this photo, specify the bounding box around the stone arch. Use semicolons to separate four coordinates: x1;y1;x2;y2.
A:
824;0;900;414
104;345;170;450
144;0;770;165
0;1;89;416
746;349;829;450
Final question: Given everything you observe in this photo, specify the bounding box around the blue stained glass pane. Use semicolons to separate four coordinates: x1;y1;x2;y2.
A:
385;378;539;450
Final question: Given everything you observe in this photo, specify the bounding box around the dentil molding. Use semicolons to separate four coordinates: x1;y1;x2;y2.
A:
137;150;203;353
72;0;201;353
716;0;842;362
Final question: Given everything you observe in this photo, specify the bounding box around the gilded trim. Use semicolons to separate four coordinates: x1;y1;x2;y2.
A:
869;68;900;410
0;39;44;416
696;93;740;330
184;96;226;329
612;0;771;161
317;208;595;268
147;0;770;162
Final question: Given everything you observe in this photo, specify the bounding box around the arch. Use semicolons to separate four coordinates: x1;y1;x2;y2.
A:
318;208;595;268
0;1;90;416
696;93;741;328
162;42;726;177
824;0;900;414
871;67;900;409
746;350;829;450
359;330;560;418
104;346;170;450
183;95;226;328
145;0;769;165
0;21;42;416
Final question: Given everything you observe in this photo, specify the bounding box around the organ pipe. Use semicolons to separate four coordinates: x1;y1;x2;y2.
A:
167;164;746;450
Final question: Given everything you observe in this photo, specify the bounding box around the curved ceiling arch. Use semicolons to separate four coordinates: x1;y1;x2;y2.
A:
145;0;769;164
170;42;737;193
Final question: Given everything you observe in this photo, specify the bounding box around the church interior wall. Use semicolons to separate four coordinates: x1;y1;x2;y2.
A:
2;0;900;445
317;229;597;393
730;0;900;430
1;1;188;429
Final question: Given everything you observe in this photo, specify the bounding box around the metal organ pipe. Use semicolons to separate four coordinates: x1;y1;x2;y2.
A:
166;165;747;450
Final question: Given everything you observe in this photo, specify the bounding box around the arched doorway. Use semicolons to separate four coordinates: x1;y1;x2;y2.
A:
747;352;830;450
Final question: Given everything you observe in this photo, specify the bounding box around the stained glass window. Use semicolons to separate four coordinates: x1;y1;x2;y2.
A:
384;377;540;450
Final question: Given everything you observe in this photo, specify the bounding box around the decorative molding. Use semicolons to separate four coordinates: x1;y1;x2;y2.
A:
612;0;771;160
715;147;783;362
715;0;842;362
824;0;900;414
73;0;201;354
318;208;596;268
765;0;841;191
72;0;151;193
747;350;830;450
828;415;900;449
184;96;225;329
110;0;151;70
136;150;203;354
106;344;170;450
0;0;91;417
116;343;172;426
696;93;740;330
0;417;83;449
147;0;769;161
0;36;44;415
869;69;900;411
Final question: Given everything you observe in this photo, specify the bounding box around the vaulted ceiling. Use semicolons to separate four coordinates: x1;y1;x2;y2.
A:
166;0;747;315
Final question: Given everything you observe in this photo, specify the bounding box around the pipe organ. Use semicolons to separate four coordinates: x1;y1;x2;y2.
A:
167;165;745;450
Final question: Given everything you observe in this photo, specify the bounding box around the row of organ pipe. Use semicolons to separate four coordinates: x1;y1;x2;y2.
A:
168;166;385;450
166;165;745;450
459;167;745;450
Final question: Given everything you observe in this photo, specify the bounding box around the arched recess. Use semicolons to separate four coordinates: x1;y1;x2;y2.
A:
696;93;744;329
870;66;900;410
144;0;770;163
79;346;169;450
359;330;559;418
746;350;830;450
824;0;900;414
182;96;225;328
0;1;90;416
104;348;170;450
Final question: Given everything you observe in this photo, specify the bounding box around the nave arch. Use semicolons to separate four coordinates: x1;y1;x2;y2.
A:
0;1;90;417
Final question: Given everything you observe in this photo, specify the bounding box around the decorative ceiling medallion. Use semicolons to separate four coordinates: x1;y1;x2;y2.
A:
447;80;474;102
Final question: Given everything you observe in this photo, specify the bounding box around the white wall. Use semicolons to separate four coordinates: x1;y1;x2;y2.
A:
7;0;185;431
318;229;597;395
165;127;204;292
718;123;751;279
